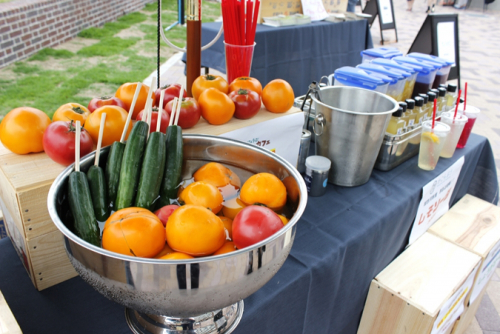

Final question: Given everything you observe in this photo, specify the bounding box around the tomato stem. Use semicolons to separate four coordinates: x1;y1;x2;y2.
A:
72;107;85;114
237;89;248;95
100;96;111;100
205;74;217;81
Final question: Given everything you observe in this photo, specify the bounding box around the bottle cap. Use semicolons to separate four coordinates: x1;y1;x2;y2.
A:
460;98;464;103
405;99;415;109
398;102;407;113
414;96;424;107
438;84;447;89
447;83;457;93
430;88;439;95
438;87;446;97
393;106;403;117
427;92;436;102
418;93;429;104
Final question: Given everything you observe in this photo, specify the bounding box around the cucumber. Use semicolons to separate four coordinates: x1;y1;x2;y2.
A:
68;171;100;246
158;125;183;207
105;141;125;209
87;165;110;221
115;121;149;210
135;132;167;210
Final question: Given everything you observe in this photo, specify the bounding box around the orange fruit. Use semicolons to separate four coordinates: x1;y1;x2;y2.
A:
166;205;225;256
221;197;247;219
84;105;132;147
154;243;174;258
278;215;289;225
115;82;150;118
193;162;241;189
102;207;166;258
52;103;90;125
240;173;287;212
179;181;224;214
198;88;235;125
220;216;233;240
214;241;237;255
158;252;194;260
262;79;294;113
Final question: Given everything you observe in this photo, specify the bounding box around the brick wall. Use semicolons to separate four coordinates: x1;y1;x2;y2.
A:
0;0;156;68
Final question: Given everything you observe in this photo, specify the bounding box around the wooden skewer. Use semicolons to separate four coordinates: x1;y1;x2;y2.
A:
147;76;156;128
94;113;106;166
157;89;166;132
120;82;142;143
175;85;184;126
169;98;178;127
75;121;81;172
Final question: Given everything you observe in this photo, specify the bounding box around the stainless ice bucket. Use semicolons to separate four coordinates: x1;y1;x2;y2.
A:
311;86;398;187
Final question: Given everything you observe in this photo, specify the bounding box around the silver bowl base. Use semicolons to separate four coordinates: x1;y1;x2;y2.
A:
125;301;244;334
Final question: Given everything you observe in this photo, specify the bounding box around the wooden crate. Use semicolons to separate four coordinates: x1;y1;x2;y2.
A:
429;194;500;307
357;232;481;334
0;290;22;334
0;106;302;291
450;288;487;334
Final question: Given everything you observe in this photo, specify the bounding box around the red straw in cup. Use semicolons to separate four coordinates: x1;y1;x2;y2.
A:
464;82;468;111
453;89;462;120
432;98;437;130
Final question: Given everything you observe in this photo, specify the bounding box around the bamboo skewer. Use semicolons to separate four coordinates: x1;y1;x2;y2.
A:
94;113;107;166
157;90;166;132
120;83;142;143
75;121;81;172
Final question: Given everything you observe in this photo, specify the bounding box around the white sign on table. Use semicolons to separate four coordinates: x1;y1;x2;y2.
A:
430;262;479;334
378;0;393;25
301;0;329;21
409;156;465;245
437;21;456;66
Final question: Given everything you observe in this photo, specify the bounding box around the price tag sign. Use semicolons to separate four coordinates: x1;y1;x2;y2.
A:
378;0;393;25
301;0;329;21
409;157;465;245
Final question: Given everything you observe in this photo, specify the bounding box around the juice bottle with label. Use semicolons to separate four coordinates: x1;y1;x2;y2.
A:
414;96;426;125
437;87;447;116
400;101;415;129
405;99;418;127
400;102;410;131
386;106;406;135
445;84;458;111
426;92;437;120
418;93;429;121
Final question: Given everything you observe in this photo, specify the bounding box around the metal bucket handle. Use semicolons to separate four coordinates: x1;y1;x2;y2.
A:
313;113;325;137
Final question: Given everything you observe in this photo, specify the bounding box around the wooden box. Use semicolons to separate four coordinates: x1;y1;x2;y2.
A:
0;106;303;291
357;232;481;334
450;288;487;334
0;290;22;334
429;194;500;306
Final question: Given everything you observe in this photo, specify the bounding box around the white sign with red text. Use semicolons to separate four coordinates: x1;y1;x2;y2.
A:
409;156;465;245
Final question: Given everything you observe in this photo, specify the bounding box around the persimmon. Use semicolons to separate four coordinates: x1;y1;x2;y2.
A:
240;173;287;212
193;162;241;189
219;216;233;240
221;197;247;220
166;205;225;256
102;207;165;258
214;241;237;255
158;252;194;260
52;103;90;125
154;243;174;259
179;181;224;214
115;82;150;118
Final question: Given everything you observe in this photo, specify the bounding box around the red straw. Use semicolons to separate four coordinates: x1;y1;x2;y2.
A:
250;0;260;44
453;89;462;120
432;98;437;129
464;82;468;111
246;0;252;45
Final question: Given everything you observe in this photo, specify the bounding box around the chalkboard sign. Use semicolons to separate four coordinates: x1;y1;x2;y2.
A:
408;13;461;88
362;0;398;45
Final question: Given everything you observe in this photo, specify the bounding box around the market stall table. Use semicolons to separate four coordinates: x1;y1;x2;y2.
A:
0;133;497;334
184;20;374;95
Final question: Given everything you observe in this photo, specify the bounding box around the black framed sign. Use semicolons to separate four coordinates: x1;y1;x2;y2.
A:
408;13;461;88
362;0;398;45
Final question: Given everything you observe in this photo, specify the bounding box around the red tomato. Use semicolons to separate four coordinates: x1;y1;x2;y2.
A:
154;84;187;109
88;97;126;113
232;205;283;249
42;121;94;166
164;97;201;129
136;108;170;134
229;89;261;120
154;204;180;227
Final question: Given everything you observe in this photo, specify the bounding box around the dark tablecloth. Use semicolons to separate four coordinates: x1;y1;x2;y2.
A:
0;134;497;334
182;21;373;96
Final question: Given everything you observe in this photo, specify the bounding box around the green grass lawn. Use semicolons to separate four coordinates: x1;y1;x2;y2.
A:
0;0;221;120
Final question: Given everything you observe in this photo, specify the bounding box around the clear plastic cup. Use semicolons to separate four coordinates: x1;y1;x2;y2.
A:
224;42;255;84
418;121;450;170
456;106;480;149
440;112;468;158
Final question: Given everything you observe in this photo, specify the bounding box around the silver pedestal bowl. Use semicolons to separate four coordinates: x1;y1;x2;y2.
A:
47;134;308;334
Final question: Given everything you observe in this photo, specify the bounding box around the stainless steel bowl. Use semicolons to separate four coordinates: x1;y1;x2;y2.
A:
47;134;307;324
